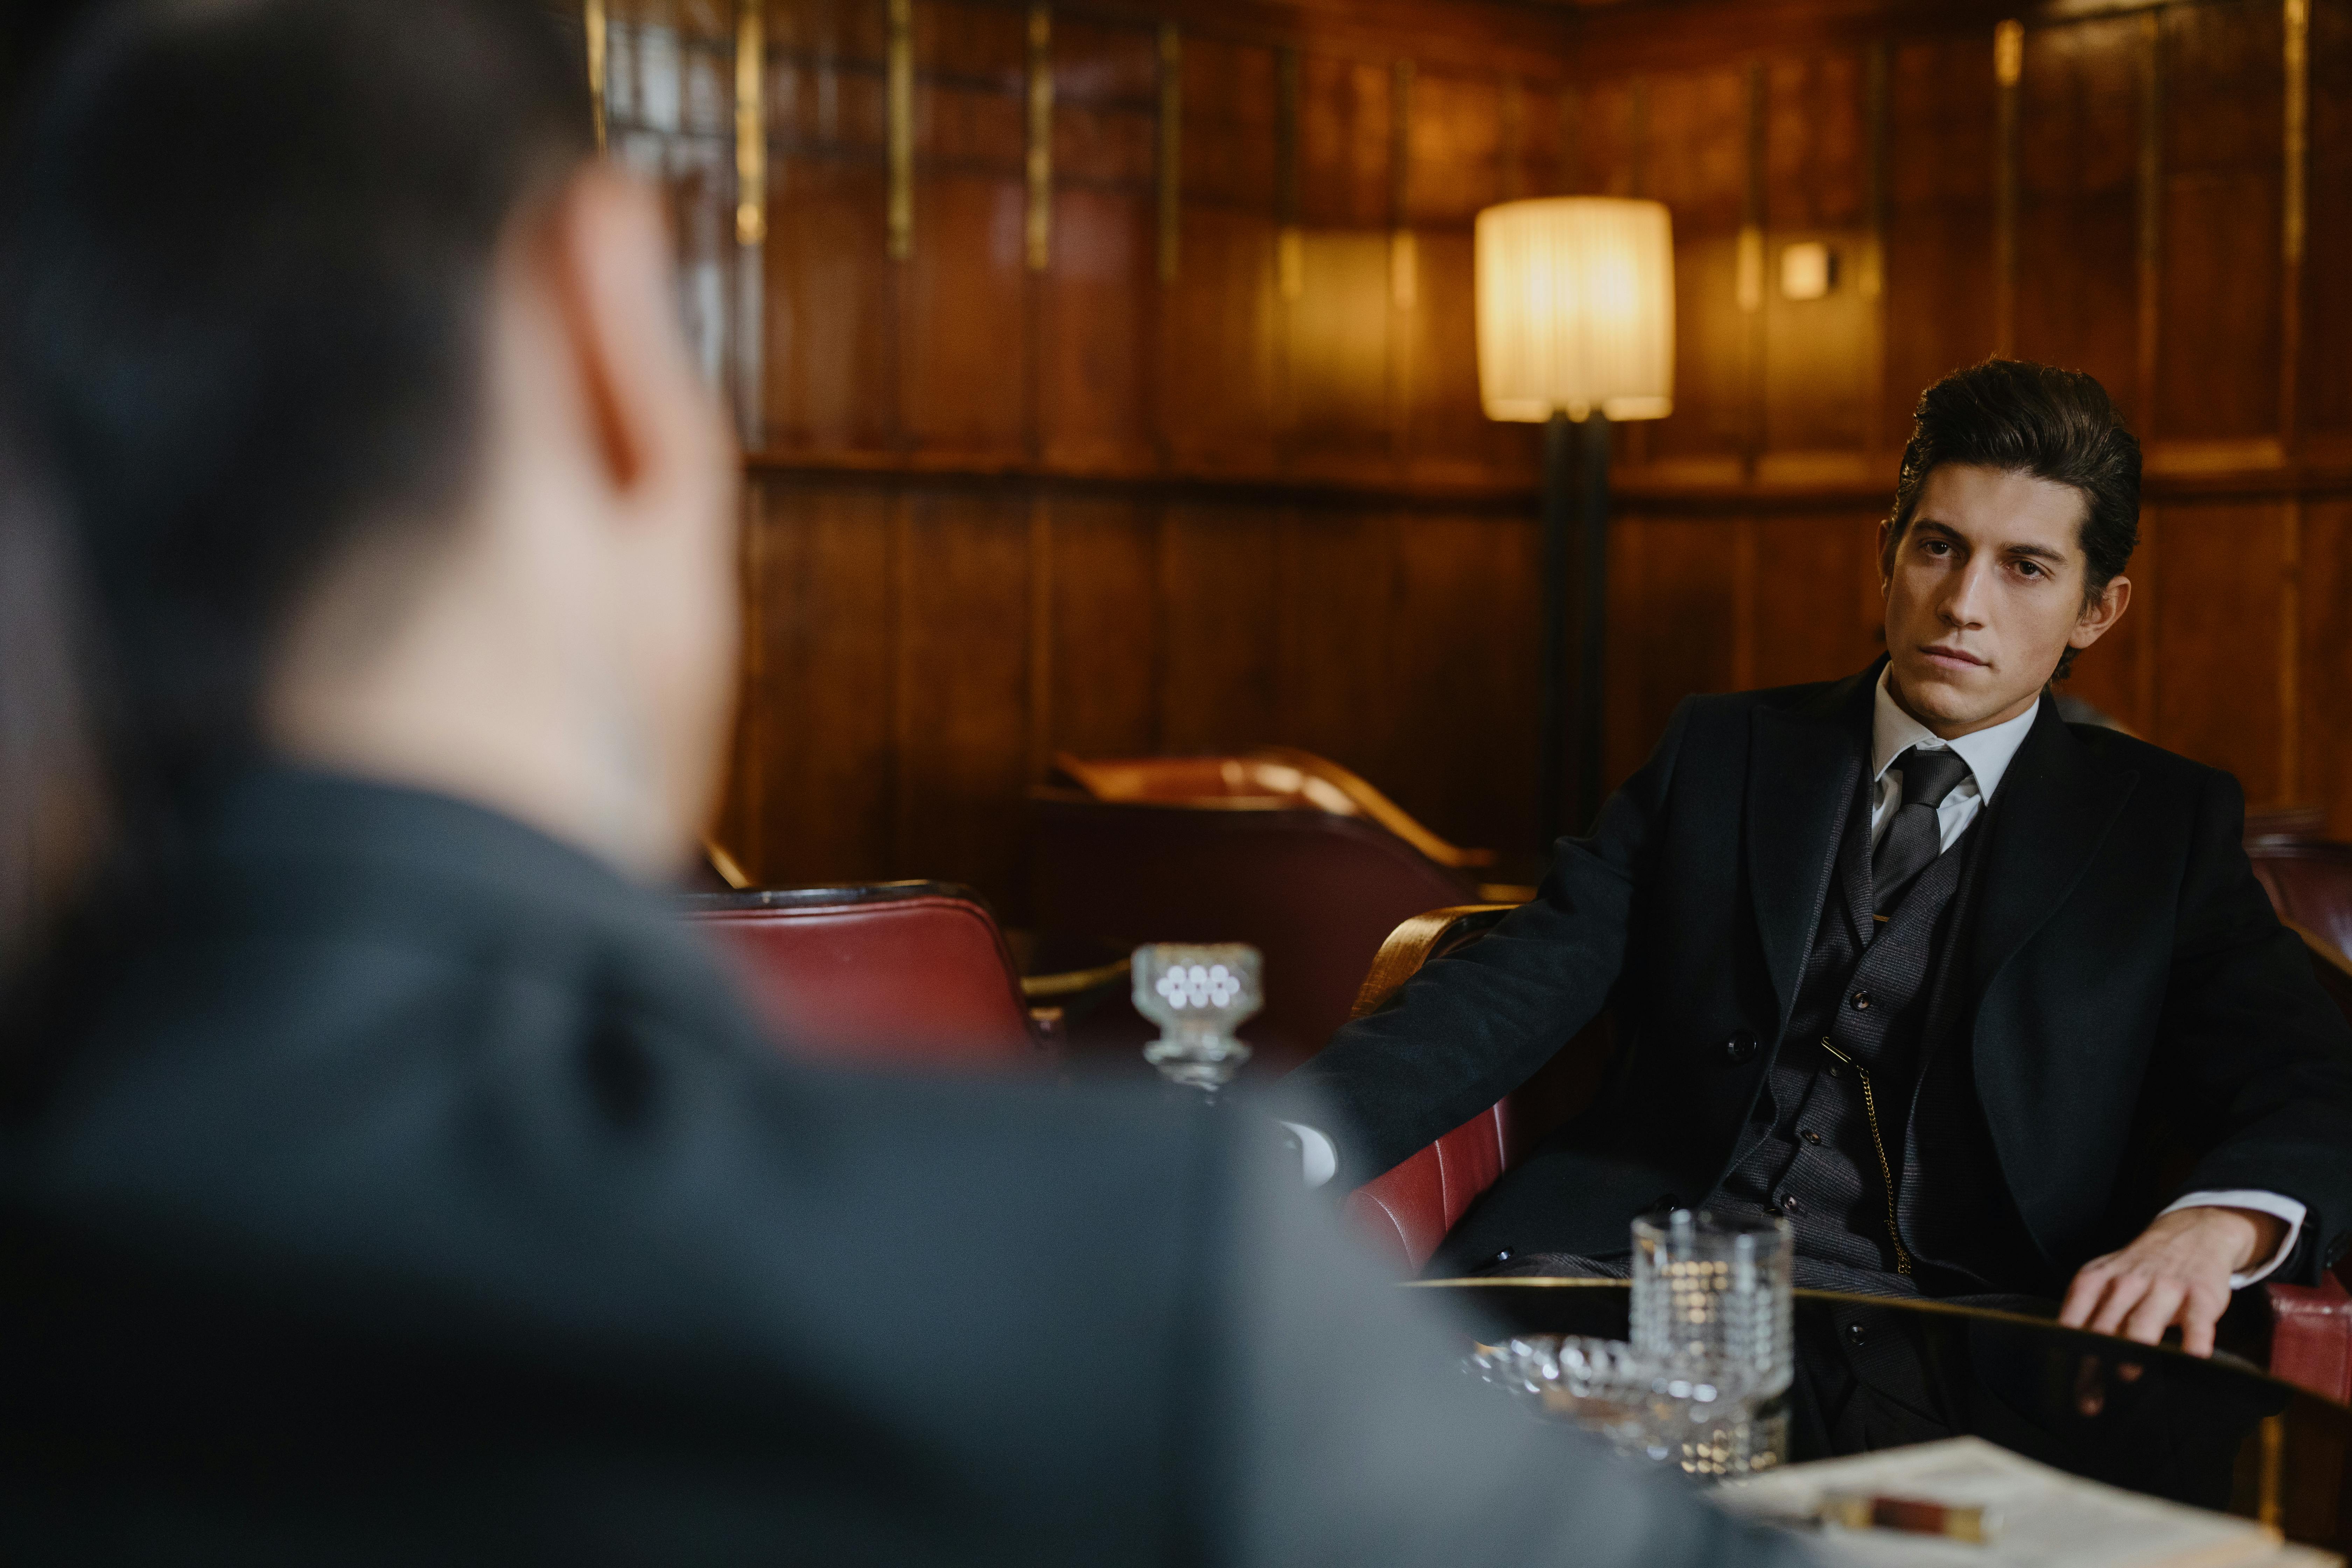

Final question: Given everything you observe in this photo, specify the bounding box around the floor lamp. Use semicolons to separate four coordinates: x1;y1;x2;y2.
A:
1473;197;1675;846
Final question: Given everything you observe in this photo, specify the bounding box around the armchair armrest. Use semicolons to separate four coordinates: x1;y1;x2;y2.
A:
2264;1269;2352;1404
1342;1102;1510;1274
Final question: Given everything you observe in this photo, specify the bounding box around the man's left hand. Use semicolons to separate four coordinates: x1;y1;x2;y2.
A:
2057;1206;2285;1358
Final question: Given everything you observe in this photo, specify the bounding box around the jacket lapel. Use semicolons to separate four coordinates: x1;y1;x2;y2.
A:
1965;694;2138;1000
1746;667;1875;1026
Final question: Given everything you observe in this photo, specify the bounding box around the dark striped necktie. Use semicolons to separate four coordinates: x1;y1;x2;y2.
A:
1872;746;1973;918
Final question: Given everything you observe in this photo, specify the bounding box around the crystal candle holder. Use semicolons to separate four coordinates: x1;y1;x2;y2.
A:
1132;943;1261;1091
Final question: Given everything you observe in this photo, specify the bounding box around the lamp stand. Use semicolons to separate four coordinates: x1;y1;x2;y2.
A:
1538;411;1612;849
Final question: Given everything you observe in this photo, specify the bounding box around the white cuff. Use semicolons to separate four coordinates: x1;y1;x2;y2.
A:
2160;1190;2308;1288
1279;1121;1338;1189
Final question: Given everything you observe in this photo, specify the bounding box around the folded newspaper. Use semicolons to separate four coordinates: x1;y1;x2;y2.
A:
1715;1437;2341;1568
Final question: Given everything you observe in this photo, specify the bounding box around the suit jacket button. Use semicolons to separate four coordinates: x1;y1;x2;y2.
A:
1724;1031;1759;1064
1650;1192;1683;1214
1845;1321;1869;1349
1849;989;1873;1011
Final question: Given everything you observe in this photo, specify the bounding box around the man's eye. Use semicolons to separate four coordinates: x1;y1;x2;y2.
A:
1922;540;1951;555
2015;559;2043;578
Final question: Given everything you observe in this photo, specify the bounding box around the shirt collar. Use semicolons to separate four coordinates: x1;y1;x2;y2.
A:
1871;666;2039;803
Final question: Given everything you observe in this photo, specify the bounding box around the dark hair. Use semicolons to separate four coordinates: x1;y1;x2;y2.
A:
1882;359;2141;681
0;0;592;963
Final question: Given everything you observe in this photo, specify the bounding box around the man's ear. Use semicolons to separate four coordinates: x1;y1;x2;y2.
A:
2070;574;2132;650
540;164;719;505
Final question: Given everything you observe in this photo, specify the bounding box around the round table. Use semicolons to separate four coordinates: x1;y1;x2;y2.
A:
1415;1277;2352;1553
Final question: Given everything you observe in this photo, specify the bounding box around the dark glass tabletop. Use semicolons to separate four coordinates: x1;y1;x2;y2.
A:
1416;1278;2352;1553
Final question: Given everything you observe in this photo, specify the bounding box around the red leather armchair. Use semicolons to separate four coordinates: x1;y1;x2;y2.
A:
1343;903;2352;1405
682;882;1047;1069
1030;751;1527;1067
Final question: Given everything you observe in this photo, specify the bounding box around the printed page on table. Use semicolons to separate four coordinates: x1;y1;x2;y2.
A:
1713;1436;2339;1568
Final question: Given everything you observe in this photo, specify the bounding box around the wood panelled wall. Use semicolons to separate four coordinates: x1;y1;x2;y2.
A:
598;0;2352;912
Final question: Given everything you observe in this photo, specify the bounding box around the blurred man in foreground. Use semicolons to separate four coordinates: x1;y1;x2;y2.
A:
0;2;1808;1562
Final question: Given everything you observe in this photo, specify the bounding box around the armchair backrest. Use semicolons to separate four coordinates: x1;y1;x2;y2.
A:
682;883;1040;1069
2249;839;2352;976
1051;747;1498;870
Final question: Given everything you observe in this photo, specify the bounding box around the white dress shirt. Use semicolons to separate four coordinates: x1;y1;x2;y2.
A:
1296;672;2306;1289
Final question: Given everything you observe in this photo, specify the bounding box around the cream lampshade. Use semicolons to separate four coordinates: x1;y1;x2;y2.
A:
1472;196;1675;844
1475;196;1675;423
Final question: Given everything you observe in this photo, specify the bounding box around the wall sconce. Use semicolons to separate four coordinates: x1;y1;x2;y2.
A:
1779;241;1837;301
1475;196;1675;842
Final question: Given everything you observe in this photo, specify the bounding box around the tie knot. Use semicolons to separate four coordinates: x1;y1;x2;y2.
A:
1893;746;1972;811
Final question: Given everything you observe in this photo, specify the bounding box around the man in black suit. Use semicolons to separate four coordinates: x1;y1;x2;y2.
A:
1298;360;2352;1362
0;2;1807;1562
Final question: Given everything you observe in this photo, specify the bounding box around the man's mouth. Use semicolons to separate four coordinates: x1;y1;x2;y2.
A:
1919;644;1988;670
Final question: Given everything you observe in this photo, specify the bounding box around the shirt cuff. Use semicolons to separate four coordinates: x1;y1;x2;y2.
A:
2160;1190;2308;1288
1279;1121;1338;1189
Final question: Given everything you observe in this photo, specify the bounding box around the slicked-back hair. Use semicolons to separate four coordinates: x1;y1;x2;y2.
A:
1882;359;2141;681
0;0;593;836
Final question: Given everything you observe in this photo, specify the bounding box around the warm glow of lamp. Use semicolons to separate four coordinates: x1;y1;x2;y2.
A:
1474;197;1675;424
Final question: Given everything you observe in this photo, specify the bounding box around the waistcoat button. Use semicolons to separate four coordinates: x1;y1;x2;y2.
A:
1780;1194;1801;1215
1849;989;1873;1010
1724;1031;1759;1064
1846;1321;1869;1349
1801;1129;1822;1145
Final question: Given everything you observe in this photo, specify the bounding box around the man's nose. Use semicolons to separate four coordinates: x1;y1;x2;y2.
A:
1941;560;1992;627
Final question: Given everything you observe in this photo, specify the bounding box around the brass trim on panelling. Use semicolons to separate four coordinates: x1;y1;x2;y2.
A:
733;0;766;450
1993;20;2023;355
1390;59;1416;310
1628;76;1650;197
1276;47;1302;302
887;0;913;262
1735;226;1764;313
1734;62;1762;312
585;0;607;151
2283;0;2310;443
2285;0;2308;268
1500;75;1524;201
1994;18;2024;86
1560;83;1581;193
1026;5;1053;273
1862;40;1889;455
2281;497;2302;800
1156;22;1181;284
735;1;765;246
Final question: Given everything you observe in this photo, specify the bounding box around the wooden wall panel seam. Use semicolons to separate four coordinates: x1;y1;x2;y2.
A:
1157;21;1181;282
2284;0;2310;447
2135;9;2161;433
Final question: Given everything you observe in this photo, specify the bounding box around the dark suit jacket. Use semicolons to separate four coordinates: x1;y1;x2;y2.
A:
1299;664;2352;1286
0;766;1802;1567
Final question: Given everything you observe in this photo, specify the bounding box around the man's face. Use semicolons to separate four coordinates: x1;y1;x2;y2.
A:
1877;463;2129;737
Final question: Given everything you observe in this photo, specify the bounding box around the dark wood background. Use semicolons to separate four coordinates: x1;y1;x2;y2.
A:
597;0;2352;913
